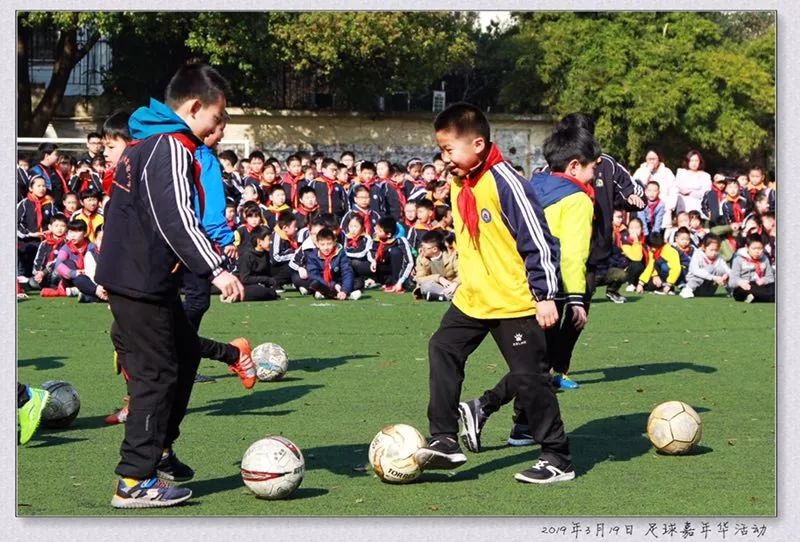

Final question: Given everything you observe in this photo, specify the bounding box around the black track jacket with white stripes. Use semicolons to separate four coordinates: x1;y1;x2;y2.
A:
96;133;224;301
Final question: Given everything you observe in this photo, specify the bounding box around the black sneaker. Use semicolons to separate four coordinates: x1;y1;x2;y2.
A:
605;291;627;304
458;399;488;453
514;460;575;484
414;435;467;470
156;449;195;482
507;423;535;447
194;373;216;383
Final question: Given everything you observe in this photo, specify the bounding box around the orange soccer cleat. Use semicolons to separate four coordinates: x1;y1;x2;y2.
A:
229;337;256;389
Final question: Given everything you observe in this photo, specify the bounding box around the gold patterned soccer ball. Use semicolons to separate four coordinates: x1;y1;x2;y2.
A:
368;424;426;483
647;401;702;455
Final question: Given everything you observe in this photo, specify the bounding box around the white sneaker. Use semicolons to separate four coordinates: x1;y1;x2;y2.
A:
314;292;325;300
679;288;694;299
298;287;308;296
66;287;80;297
364;279;377;289
745;293;755;303
625;284;635;293
349;290;362;300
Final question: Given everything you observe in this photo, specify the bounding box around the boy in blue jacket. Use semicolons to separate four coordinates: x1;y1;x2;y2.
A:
306;228;360;300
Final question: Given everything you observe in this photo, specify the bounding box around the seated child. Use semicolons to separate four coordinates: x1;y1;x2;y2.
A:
343;214;376;289
672;227;695;286
370;216;414;293
729;233;775;303
398;200;417;238
340;185;380;236
687;210;707;245
234;225;280;302
306;228;360;300
599;210;631;303
679;233;730;298
29;213;68;291
638;180;665;235
235;201;265;249
17;175;57;280
292;214;338;294
265;185;291;231
620;217;647;292
73;189;104;242
412;230;459;301
224;201;238;233
49;219;107;302
720;179;750;227
271;211;300;288
294;186;320;229
407;199;437;252
635;230;681;295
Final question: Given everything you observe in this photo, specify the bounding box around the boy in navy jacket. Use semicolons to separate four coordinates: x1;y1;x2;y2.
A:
306;228;360;300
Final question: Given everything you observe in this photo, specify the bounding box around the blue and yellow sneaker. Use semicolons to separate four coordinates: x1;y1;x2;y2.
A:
553;373;580;390
111;476;192;509
18;387;49;445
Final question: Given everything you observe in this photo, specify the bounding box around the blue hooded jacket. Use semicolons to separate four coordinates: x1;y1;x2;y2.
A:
129;98;234;247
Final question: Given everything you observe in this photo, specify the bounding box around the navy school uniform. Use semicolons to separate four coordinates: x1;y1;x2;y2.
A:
344;233;374;279
306;245;355;296
340;207;380;236
311;177;348;220
347;181;389;216
369;236;414;288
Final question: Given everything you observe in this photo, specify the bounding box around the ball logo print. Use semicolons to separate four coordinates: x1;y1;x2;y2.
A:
368;424;426;483
241;436;305;499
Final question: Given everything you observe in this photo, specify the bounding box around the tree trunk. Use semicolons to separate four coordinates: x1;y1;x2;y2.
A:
20;24;100;137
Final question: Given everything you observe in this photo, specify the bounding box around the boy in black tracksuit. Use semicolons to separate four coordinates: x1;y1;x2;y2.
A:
270;212;300;288
312;158;349;221
369;217;414;292
96;64;244;509
236;226;279;301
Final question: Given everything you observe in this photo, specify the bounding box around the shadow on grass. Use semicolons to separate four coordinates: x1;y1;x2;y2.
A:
591;295;643;304
187;384;323;417
17;356;66;371
27;433;88;448
291;353;378;374
570;361;717;385
187;472;329;501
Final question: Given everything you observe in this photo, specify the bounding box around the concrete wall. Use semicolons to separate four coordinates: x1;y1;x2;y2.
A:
47;107;555;174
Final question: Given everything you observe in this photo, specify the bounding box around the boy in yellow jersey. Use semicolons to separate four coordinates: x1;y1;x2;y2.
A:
458;122;600;460
413;103;573;484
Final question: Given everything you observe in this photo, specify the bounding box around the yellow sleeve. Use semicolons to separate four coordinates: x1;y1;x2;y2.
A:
621;243;642;261
639;250;655;284
664;246;682;285
234;230;241;247
544;192;593;298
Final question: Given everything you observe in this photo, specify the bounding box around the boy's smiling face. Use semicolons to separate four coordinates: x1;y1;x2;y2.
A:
435;129;484;177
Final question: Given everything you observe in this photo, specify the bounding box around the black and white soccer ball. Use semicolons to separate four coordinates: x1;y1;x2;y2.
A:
40;380;80;428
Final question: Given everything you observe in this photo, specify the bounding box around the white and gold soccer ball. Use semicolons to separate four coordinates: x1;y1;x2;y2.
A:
241;436;305;499
647;400;702;455
368;423;426;483
252;342;288;382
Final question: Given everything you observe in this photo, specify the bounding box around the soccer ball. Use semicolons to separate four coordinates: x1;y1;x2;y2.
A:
647;400;702;455
253;342;288;381
368;423;426;483
241;436;305;499
40;380;80;428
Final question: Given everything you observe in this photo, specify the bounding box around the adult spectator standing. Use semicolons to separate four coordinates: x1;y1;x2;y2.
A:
80;132;104;164
632;149;676;229
674;149;711;216
96;63;244;509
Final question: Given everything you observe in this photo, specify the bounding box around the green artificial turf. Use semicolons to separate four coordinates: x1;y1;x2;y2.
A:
16;289;775;516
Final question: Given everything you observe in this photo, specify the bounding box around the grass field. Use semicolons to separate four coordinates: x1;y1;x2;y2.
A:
16;288;775;516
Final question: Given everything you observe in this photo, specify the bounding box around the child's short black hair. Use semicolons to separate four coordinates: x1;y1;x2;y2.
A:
248;150;266;162
420;229;446;251
314;213;338;229
79;189;100;201
762;211;775;221
556;112;596;136
416;199;434;212
86;131;101;141
277;211;297;229
164;62;230;109
27;175;45;189
687;210;702;221
270;184;286;196
646;180;660;190
353;184;370;197
433;102;490;143
745;233;765;247
422;163;436;173
647;231;665;248
286;153;301;166
225;201;237;210
340;151;355;161
241;201;262;218
543;126;601;173
297;150;311;162
67;219;88;233
390;163;405;176
674;227;692;239
102;111;131;141
218;150;238;165
316;228;337;242
312;151;325;160
250;225;271;247
50;213;68;225
298;186;316;199
321;157;338;170
377;216;397;237
702;233;721;247
346;213;365;229
360;161;376;173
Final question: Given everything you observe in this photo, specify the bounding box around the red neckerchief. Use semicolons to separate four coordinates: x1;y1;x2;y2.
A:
249;170;264;183
389;179;408;208
168;133;205;217
653;245;664;263
346;233;363;249
42;231;64;249
712;184;726;202
459;143;505;247
360;178;377;192
613;224;626;248
726;196;744;223
403;217;415;229
243;223;257;233
226;217;236;230
747;254;764;278
102;166;115;196
552;172;596;202
748;186;765;202
282;172;304;207
703;252;717;266
54;167;70;195
317;175;337;213
81;208;97;239
355;208;373;236
26;193;46;232
374;238;396;264
646;198;661;227
407;175;426;189
77;171;93;194
67;239;88;270
320;248;337;284
276;227;299;251
296;204;319;218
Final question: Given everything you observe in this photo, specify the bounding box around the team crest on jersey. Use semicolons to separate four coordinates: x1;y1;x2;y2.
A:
481;209;492;223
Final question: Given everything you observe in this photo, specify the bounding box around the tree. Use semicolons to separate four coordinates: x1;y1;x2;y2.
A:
17;12;123;136
498;12;775;171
